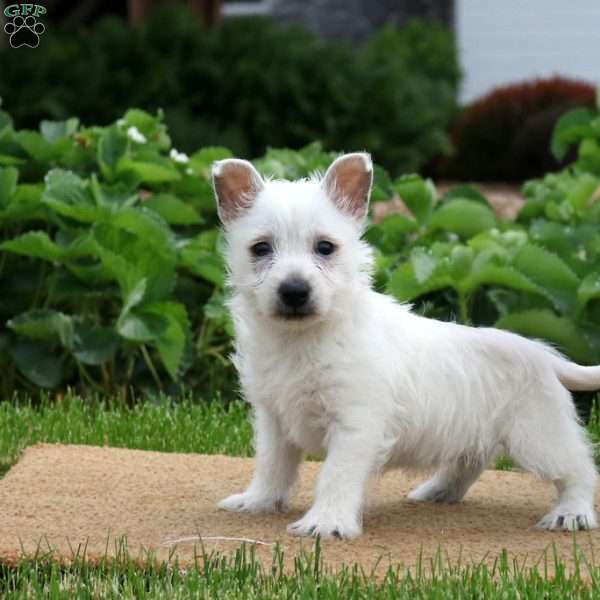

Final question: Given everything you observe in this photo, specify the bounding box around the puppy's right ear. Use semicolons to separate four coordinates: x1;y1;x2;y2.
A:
212;159;264;224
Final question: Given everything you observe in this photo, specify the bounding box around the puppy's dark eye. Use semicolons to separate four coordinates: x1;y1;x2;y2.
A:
250;241;272;258
315;240;335;256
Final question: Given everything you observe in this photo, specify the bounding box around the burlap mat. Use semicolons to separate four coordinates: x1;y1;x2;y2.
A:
0;444;597;573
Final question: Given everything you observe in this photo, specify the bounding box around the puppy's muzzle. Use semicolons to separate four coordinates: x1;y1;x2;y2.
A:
277;277;314;319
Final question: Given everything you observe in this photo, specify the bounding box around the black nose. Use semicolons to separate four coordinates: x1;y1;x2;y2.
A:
278;277;311;308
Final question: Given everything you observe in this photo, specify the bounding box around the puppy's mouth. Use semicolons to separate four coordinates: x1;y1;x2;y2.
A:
274;303;317;321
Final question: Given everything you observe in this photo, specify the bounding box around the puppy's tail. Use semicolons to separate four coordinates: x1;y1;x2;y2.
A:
552;356;600;391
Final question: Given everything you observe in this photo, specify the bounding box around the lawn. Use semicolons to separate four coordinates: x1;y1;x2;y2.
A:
0;395;253;477
1;393;600;598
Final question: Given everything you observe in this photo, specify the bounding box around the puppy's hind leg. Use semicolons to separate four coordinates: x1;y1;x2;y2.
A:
507;383;598;531
408;455;486;503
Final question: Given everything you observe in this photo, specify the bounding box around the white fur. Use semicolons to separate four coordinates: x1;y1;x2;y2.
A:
214;156;599;539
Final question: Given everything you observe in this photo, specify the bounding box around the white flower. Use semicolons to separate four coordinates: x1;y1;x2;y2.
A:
170;148;189;164
127;126;147;144
116;118;126;127
186;167;194;176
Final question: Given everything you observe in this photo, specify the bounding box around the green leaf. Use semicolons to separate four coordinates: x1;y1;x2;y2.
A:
204;290;234;336
67;263;113;286
551;107;595;161
40;118;79;143
123;109;159;134
410;247;438;284
512;244;579;313
393;174;436;225
117;310;167;342
1;231;63;261
448;245;474;281
142;301;190;380
117;158;181;183
9;340;63;388
72;323;119;366
578;272;600;310
1;229;94;263
180;230;225;287
487;288;552;317
440;185;492;208
0;187;46;223
465;264;541;297
387;260;452;302
121;279;147;317
143;193;203;225
528;221;575;259
98;125;129;179
42;169;104;223
579;137;600;175
171;176;216;213
16;130;54;162
0;155;25;167
470;228;529;257
9;183;43;206
0;166;18;207
93;221;176;304
111;207;176;258
429;199;496;239
496;310;591;364
565;173;599;211
8;309;74;348
371;165;395;203
364;214;417;253
189;147;233;178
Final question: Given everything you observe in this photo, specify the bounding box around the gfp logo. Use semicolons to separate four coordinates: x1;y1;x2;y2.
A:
3;4;47;48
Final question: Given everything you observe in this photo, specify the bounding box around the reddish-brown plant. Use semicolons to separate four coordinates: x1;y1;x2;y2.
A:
437;77;596;182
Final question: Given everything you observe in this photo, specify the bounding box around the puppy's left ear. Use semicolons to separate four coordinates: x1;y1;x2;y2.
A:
212;159;264;224
322;152;373;221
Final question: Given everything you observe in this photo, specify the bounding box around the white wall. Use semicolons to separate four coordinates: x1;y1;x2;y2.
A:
457;0;600;103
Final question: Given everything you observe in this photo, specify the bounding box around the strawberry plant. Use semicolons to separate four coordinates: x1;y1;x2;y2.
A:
380;90;600;373
1;90;599;406
0;108;234;397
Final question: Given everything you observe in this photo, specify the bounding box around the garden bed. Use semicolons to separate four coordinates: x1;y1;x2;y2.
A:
373;182;525;222
1;444;598;573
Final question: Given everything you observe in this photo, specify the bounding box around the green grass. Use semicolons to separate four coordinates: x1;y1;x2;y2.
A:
2;538;600;599
1;393;598;474
1;393;600;597
0;394;253;476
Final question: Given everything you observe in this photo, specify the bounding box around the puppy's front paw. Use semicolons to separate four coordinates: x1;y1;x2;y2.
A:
218;492;287;514
287;508;361;540
536;509;597;531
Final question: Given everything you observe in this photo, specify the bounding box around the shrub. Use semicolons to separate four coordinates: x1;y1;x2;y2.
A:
436;77;596;182
0;107;349;398
0;8;459;176
1;95;599;411
375;92;600;415
0;108;235;398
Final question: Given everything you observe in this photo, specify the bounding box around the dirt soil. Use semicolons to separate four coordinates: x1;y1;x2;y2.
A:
1;444;599;574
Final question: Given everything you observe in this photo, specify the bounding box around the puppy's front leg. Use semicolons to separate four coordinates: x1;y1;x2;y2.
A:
288;429;378;540
218;406;301;514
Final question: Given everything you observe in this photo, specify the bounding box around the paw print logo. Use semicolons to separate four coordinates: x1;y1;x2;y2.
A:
4;15;45;48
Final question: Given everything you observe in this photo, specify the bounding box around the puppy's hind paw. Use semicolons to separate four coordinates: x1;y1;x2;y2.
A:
217;492;287;514
408;481;460;504
536;510;597;531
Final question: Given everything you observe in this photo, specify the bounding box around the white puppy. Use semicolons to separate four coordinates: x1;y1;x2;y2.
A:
212;153;599;539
